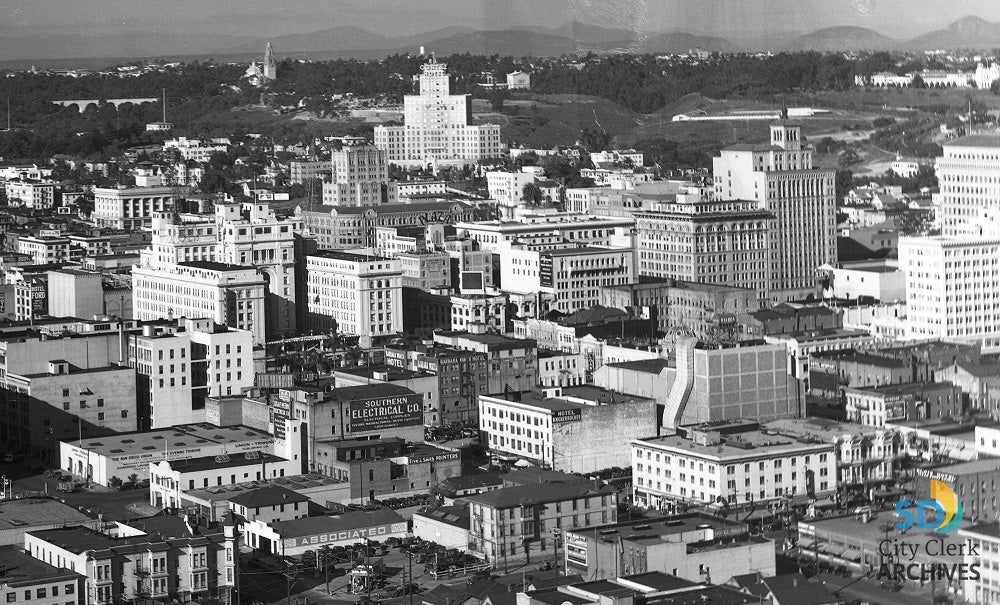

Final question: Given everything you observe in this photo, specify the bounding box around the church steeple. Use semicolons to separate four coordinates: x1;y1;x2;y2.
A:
263;41;277;81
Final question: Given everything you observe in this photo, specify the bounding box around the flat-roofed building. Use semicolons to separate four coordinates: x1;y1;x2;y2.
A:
466;479;618;563
92;186;182;230
0;544;85;605
58;422;279;486
24;523;236;605
305;251;402;341
479;386;658;473
297;201;475;250
563;513;774;583
632;422;837;511
0;498;91;547
148;452;300;511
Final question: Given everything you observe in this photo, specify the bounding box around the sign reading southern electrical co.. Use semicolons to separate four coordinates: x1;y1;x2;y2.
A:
348;394;423;432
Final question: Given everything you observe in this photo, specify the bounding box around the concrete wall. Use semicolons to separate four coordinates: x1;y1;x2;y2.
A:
683;344;802;425
554;399;659;473
593;365;675;402
412;516;470;550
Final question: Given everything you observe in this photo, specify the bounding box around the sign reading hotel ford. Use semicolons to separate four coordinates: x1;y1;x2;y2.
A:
348;394;422;433
283;522;409;549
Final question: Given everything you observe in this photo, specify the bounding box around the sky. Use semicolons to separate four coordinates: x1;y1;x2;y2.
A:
1;0;999;40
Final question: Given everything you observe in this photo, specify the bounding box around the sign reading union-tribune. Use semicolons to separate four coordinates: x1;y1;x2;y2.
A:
348;395;423;432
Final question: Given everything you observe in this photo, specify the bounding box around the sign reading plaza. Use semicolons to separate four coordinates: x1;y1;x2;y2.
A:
348;395;423;432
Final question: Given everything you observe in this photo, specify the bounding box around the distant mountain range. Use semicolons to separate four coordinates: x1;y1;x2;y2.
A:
4;16;1000;66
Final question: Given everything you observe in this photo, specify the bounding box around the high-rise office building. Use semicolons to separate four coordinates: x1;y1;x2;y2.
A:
634;188;773;302
936;135;1000;237
374;59;502;167
714;121;837;302
322;141;394;206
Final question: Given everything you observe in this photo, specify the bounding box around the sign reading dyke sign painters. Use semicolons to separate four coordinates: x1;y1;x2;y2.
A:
283;522;409;549
348;395;423;433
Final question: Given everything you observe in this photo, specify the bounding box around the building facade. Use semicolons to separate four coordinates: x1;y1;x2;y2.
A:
374;59;502;167
714;122;837;301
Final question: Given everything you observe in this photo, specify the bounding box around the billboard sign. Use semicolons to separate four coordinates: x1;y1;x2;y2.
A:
284;521;409;549
348;395;422;433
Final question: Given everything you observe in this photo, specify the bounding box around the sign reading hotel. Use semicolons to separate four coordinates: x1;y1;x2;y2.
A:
552;408;582;424
283;522;409;548
348;395;422;433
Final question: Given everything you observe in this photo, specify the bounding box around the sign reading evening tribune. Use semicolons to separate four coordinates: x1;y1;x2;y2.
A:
348;395;423;432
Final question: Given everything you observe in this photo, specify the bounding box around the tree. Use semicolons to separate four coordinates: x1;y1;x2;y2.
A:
911;74;926;89
127;472;139;487
579;127;610;152
522;182;543;205
109;476;123;489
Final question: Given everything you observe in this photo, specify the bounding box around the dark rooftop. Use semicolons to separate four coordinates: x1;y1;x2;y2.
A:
229;485;309;509
0;545;82;587
464;481;615;509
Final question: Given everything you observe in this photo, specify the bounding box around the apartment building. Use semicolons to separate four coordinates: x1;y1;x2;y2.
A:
24;524;235;605
632;423;837;511
466;480;618;563
0;545;85;605
5;179;55;209
432;329;538;395
18;235;71;265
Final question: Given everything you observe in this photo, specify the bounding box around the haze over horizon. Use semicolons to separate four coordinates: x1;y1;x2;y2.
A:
2;0;1000;41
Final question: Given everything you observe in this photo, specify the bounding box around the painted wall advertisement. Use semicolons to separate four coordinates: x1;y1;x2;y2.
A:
552;408;582;424
283;522;409;549
348;394;422;433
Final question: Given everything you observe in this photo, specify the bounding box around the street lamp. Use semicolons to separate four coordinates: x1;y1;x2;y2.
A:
1;475;10;500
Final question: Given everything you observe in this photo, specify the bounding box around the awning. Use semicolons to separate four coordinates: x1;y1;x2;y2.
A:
843;547;862;562
743;509;773;522
821;546;845;557
787;495;812;507
948;448;978;461
797;536;815;549
814;497;838;509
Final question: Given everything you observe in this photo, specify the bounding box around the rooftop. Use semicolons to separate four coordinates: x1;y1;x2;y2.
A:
63;423;274;458
604;359;673;374
269;508;404;539
413;505;470;529
327;383;417;401
0;545;82;587
185;474;346;503
179;260;251;272
636;429;834;460
566;513;745;545
925;457;1000;477
620;571;699;592
229;485;310;509
464;481;615;509
945;134;1000;148
310;250;392;263
0;498;91;532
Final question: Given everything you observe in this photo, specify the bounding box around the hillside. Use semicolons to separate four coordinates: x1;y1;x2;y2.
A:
902;15;1000;50
784;26;896;51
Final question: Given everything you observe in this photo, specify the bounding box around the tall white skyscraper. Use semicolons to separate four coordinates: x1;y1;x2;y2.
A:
936;135;1000;237
374;59;502;167
900;136;1000;350
713;121;837;302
